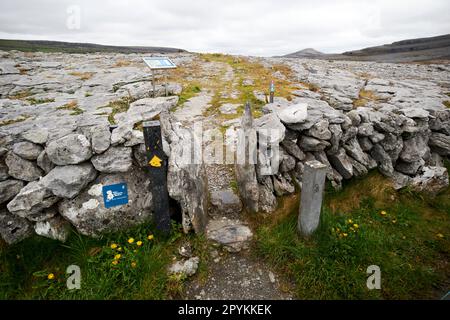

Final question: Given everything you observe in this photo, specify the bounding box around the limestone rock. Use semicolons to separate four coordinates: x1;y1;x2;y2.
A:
46;134;92;165
276;103;308;124
328;148;353;179
429;132;450;156
91;146;132;173
281;139;305;161
206;218;253;252
36;150;55;174
12;141;43;160
210;189;243;216
5;151;43;181
34;216;71;242
6;180;59;219
21;128;49;145
307;119;331;140
90;125;111;154
411;166;449;195
298;136;330;152
168;257;199;277
273;173;295;196
0;209;33;245
0;179;24;205
41;163;97;198
58;168;153;237
371;144;394;177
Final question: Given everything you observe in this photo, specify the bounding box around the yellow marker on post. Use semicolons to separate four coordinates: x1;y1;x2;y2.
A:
149;155;162;167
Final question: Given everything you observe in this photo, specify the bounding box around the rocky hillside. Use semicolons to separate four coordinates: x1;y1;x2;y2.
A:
281;34;450;63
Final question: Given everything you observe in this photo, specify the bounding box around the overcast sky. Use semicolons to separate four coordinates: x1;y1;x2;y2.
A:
0;0;449;56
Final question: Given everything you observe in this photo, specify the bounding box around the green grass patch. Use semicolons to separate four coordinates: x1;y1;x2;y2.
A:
56;101;84;115
0;222;208;299
443;101;450;109
98;97;134;125
8;90;33;100
254;169;450;299
175;83;202;108
27;97;55;105
0;115;31;127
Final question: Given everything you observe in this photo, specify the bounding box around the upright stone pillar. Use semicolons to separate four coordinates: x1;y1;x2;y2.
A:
298;160;327;237
235;102;259;212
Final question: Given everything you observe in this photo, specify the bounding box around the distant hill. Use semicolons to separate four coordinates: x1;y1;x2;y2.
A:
279;34;450;63
281;48;324;58
0;39;186;54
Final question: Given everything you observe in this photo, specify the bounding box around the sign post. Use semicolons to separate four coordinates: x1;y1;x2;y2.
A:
143;120;171;234
142;57;177;98
269;80;275;103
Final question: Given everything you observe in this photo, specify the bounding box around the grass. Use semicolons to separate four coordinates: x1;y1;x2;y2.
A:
98;97;134;124
8;90;33;100
27;97;55;105
0;115;31;127
175;83;202;108
69;72;95;81
0;222;209;299
444;101;450;109
113;60;132;68
353;89;382;108
253;166;450;299
56;101;84;115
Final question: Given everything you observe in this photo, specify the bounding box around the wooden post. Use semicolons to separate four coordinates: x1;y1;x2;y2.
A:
298;160;327;237
152;71;156;98
143;120;171;234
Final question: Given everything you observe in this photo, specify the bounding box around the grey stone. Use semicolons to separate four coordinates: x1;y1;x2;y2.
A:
91;146;132;173
255;113;286;145
371;144;394;177
0;209;33;245
357;123;375;137
370;131;385;144
36;150;55;174
41;163;97;199
328;148;353;179
328;124;343;154
298;136;330;152
429;132;450;156
90;125;111;154
358;137;373;151
12;141;43;160
0;179;24;205
396;159;425;176
343;138;372;167
280;153;296;173
210;189;243;216
273;173;295;196
21;128;49;145
258;182;278;213
411;166;449;195
206;218;253;252
46;134;92;165
307;119;331;140
348;158;368;177
399;134;429;163
168;257;200;277
391;171;412;190
298;160;327;237
58;168;153;237
5;151;43;181
275;103;308;125
281;139;305;161
34;216;71;242
123;130;144;147
6;180;59;219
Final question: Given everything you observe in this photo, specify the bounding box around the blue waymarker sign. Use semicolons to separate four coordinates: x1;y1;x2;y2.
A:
270;81;275;93
102;183;129;208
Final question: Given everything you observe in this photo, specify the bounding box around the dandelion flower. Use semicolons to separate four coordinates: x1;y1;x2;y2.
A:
147;234;154;240
136;241;143;247
110;243;118;249
392;219;397;224
131;262;137;268
114;254;121;260
380;211;387;216
47;273;55;280
128;238;134;244
343;233;348;237
347;219;353;224
437;233;444;239
112;260;119;266
353;224;359;229
117;247;122;252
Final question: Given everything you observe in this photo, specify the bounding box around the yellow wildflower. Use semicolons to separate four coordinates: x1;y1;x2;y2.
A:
353;224;359;229
110;243;118;249
380;211;387;216
343;233;348;237
392;219;397;224
347;219;353;224
112;260;119;266
114;254;121;260
128;238;134;244
131;262;137;268
147;234;154;240
47;273;55;280
136;241;143;247
437;233;444;239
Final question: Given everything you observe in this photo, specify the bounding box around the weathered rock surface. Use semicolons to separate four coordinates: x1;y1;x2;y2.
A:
58;168;152;237
5;151;43;181
46;134;92;165
0;179;24;204
0;209;33;244
206;218;253;252
12;141;43;160
91;146;132;173
411;166;449;195
168;257;200;277
210;189;243;216
34;216;71;242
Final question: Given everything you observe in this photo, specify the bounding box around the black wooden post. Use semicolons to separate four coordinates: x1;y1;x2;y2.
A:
143;120;171;234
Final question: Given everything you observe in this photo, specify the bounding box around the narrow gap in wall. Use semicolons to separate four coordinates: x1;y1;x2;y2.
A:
169;196;183;224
